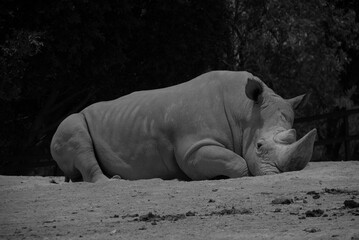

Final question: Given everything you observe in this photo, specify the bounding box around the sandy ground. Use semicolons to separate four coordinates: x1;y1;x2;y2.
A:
1;161;359;240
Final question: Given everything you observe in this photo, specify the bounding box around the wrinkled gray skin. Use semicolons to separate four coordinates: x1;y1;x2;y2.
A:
51;71;317;182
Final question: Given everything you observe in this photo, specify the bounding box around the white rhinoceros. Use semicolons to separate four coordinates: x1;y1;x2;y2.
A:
51;71;317;182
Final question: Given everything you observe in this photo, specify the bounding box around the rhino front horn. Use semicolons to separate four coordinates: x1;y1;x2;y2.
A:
277;129;317;172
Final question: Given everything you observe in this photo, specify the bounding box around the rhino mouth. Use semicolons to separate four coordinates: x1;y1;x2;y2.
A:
262;167;282;175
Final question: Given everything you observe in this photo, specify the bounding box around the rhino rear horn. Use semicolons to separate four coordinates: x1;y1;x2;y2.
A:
245;78;263;102
274;129;297;144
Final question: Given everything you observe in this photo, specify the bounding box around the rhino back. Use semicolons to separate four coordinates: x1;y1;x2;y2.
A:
81;71;240;179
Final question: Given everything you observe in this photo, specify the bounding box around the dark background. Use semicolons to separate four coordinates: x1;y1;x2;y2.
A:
1;0;358;174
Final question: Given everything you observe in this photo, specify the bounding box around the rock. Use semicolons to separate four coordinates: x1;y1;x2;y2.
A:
307;191;319;195
122;213;139;219
348;232;359;240
49;179;58;184
313;195;320;199
274;208;281;213
272;197;293;205
185;211;196;216
344;200;359;209
324;188;359;195
304;227;321;233
290;209;300;215
139;212;158;221
208;206;252;216
348;209;359;216
305;209;324;217
139;226;147;230
307;191;320;199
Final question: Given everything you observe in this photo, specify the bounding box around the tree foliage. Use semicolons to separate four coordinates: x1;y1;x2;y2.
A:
228;0;359;116
0;0;358;161
0;0;231;156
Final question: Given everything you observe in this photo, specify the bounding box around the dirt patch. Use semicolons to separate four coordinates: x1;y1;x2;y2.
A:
1;161;359;239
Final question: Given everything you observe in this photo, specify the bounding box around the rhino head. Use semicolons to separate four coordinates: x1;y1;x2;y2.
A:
241;77;317;176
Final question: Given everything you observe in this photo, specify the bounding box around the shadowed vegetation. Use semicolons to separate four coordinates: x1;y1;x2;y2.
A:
1;0;358;171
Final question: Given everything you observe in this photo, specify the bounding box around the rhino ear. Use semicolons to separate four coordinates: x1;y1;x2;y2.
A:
245;78;263;102
288;92;311;109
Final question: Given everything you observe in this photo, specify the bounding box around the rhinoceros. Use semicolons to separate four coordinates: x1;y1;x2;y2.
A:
51;71;317;183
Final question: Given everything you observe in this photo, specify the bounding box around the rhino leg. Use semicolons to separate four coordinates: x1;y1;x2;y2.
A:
50;113;109;183
182;143;249;180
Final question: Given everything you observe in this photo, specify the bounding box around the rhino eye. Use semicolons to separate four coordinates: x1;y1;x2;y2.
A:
281;112;293;123
256;142;263;149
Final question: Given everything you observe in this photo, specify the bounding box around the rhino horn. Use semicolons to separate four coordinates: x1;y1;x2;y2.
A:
273;129;297;144
277;129;317;172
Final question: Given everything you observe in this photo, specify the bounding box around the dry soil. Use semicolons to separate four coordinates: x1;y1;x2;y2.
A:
1;161;359;240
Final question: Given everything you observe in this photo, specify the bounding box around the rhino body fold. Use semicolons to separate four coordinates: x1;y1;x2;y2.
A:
51;71;317;182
